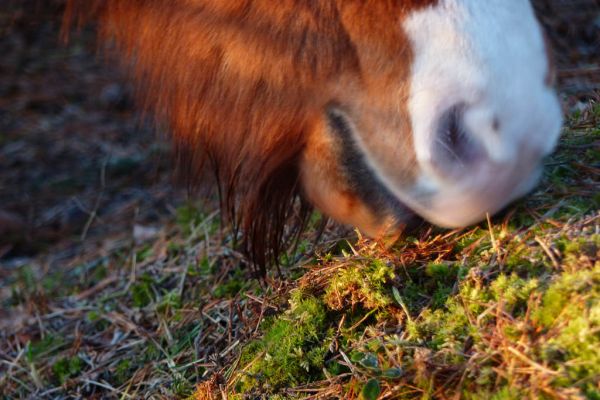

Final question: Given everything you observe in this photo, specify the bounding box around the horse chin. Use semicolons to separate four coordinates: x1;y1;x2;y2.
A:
356;202;424;244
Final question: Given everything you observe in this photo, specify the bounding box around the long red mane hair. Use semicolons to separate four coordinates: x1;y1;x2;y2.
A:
63;0;435;270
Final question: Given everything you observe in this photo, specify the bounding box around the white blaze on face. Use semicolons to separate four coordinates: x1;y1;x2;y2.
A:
392;0;563;227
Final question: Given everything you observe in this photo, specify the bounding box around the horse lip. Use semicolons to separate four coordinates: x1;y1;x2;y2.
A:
325;106;422;229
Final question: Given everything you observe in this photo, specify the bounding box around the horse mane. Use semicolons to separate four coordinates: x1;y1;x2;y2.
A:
62;0;366;271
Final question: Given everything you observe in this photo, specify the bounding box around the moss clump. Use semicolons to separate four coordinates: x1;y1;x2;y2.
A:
534;264;600;396
114;359;132;386
324;258;395;310
236;291;331;392
52;356;83;384
465;386;525;400
556;234;599;272
26;334;65;363
130;273;155;308
534;265;599;328
406;301;473;351
489;273;539;314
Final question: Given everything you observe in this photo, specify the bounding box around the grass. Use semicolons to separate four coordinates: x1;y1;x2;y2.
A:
1;107;599;399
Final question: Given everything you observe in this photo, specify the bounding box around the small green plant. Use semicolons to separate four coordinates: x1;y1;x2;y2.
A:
131;273;155;307
26;335;65;364
361;379;381;400
52;356;83;384
324;258;395;310
236;292;331;392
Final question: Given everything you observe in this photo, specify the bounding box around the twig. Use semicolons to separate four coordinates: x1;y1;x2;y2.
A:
534;236;560;269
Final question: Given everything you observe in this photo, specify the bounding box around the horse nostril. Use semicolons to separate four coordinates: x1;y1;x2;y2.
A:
433;104;484;174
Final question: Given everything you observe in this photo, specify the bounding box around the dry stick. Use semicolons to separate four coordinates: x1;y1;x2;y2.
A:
82;379;133;398
128;244;138;287
38;386;63;397
506;347;561;376
0;349;29;391
486;212;500;255
74;276;119;300
347;308;378;332
80;155;109;241
338;350;358;374
219;339;240;358
534;236;561;269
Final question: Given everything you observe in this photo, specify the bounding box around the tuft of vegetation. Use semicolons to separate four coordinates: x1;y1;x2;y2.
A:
235;292;331;393
324;258;396;311
52;356;83;385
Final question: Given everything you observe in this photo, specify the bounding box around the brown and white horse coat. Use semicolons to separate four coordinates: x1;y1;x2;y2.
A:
65;0;562;267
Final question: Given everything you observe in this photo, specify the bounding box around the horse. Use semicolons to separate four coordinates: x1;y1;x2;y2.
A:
64;0;562;269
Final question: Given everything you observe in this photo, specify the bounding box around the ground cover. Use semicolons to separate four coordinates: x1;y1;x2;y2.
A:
1;2;598;399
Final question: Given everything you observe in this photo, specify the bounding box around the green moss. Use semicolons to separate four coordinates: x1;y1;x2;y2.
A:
324;258;395;310
467;386;525;400
534;264;600;395
172;377;195;397
156;289;182;317
186;257;215;277
453;229;487;252
10;264;79;301
504;249;537;273
237;292;330;392
11;265;37;305
52;356;83;384
534;265;599;328
425;262;454;280
169;323;203;357
176;203;205;230
86;310;110;331
131;273;155;308
142;342;163;362
26;334;65;363
86;310;101;322
135;245;153;263
114;359;132;385
225;116;600;398
405;298;473;353
559;234;599;271
489;274;538;314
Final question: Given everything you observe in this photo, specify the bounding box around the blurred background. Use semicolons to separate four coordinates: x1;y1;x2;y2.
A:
0;0;599;268
0;0;183;267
